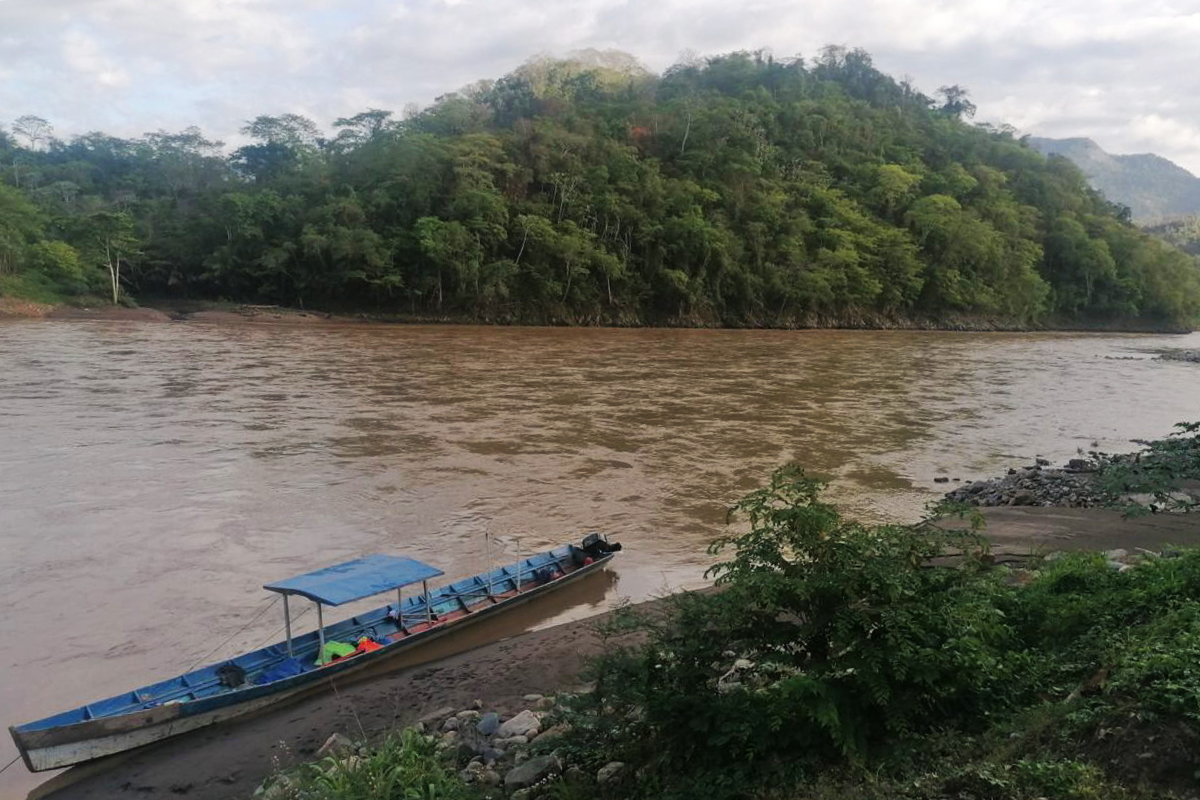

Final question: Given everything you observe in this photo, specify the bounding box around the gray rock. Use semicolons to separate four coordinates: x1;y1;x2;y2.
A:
471;698;484;710
1010;490;1036;506
457;724;490;756
479;768;501;787
504;754;561;789
456;709;481;722
1105;548;1129;561
442;717;459;732
534;696;556;711
597;761;626;784
522;693;544;703
316;733;354;759
477;711;500;736
497;709;540;738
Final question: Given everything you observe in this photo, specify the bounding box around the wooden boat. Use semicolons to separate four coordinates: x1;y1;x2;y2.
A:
9;535;621;772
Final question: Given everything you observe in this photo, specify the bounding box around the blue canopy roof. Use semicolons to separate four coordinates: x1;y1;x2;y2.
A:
263;555;445;606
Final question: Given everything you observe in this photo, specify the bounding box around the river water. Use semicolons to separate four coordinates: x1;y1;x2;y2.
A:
2;320;1199;797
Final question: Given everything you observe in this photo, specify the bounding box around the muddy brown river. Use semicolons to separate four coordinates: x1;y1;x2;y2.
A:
2;320;1199;797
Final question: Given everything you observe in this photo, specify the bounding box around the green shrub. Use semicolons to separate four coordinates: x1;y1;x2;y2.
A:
260;728;472;800
562;466;1200;799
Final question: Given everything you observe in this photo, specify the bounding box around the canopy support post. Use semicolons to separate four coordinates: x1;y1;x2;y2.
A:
317;602;325;661
284;595;293;657
423;580;431;625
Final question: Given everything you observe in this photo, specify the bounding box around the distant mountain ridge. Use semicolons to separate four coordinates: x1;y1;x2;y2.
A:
1028;136;1200;222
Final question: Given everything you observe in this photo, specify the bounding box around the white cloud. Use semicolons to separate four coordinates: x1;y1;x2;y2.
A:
0;0;1197;174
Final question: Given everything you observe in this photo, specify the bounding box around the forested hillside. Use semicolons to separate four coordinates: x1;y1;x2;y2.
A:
1146;217;1200;257
3;48;1199;328
1028;136;1200;223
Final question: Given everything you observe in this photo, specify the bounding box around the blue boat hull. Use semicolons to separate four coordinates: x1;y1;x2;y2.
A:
10;544;615;772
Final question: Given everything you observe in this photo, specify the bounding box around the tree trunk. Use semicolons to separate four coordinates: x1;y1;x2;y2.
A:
105;240;120;305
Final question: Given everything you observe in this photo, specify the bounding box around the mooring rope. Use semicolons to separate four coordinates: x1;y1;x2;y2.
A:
183;595;281;674
0;754;21;776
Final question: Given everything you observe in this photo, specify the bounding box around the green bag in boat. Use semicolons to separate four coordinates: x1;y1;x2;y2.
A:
315;640;357;666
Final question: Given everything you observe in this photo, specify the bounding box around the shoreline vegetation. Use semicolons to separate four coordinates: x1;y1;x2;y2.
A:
4;48;1200;332
248;429;1200;800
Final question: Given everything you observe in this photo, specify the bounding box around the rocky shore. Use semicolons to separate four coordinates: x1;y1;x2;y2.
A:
1159;349;1200;364
256;694;625;800
942;455;1119;508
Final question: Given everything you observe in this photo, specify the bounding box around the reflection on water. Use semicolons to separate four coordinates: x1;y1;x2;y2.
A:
1;320;1199;797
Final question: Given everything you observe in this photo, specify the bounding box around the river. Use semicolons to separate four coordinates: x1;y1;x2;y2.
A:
1;320;1199;797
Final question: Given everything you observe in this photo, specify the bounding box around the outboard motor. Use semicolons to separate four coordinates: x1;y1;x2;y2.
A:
581;532;622;558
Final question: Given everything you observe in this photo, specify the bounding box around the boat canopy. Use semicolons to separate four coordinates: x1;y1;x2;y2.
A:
263;555;445;606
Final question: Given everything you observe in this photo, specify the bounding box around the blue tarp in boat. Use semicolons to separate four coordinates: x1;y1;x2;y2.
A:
263;554;445;606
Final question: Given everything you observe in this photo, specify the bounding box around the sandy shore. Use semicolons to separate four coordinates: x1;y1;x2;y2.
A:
26;507;1200;800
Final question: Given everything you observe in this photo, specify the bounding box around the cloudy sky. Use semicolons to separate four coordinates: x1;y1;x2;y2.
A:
1;0;1197;173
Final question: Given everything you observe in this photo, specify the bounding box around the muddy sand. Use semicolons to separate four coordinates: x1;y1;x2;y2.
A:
29;508;1200;800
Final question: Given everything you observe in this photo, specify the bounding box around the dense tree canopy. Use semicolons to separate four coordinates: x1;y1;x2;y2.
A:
3;48;1199;327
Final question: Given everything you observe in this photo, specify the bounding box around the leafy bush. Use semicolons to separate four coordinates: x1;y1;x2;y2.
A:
1097;421;1200;513
259;728;473;800
560;465;1200;799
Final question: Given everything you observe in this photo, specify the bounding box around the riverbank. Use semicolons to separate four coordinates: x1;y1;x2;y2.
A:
1;296;1193;333
32;506;1200;800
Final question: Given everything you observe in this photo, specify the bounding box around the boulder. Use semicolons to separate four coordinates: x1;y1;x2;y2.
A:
497;709;540;738
534;696;556;711
522;693;544;703
597;761;626;784
477;711;501;736
1105;548;1129;561
456;709;481;722
441;717;459;732
504;754;561;789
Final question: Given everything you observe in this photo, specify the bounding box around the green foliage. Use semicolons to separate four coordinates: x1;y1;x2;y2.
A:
558;465;1200;799
1096;421;1200;513
6;48;1199;325
261;728;472;800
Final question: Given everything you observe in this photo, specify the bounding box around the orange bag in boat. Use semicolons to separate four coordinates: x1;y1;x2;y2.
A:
354;637;383;655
